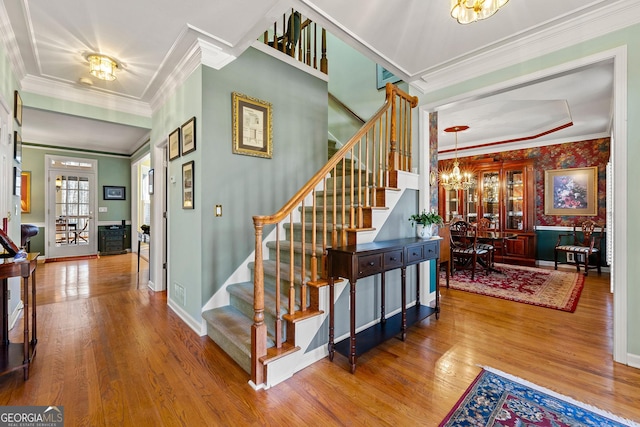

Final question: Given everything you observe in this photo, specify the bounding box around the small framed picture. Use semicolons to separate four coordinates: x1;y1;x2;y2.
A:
182;161;194;209
13;167;21;196
181;116;196;155
232;92;272;159
169;127;181;161
14;131;22;163
103;185;126;200
14;90;22;126
148;168;154;195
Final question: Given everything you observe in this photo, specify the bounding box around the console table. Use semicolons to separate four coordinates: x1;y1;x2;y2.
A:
0;253;39;380
327;238;440;373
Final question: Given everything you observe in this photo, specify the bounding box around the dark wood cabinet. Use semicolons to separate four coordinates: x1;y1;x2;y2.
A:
439;159;536;265
99;226;127;255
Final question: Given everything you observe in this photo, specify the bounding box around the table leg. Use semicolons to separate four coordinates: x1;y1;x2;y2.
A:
435;258;440;319
22;275;29;380
1;279;8;345
31;269;37;346
349;280;357;373
328;278;334;361
401;267;406;341
380;272;386;323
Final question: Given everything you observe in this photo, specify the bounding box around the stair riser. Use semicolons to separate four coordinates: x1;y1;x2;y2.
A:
298;208;352;225
206;327;251;374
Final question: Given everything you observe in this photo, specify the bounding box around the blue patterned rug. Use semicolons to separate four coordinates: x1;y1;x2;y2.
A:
440;368;639;426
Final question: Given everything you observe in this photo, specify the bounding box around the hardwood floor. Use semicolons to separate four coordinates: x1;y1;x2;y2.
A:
1;254;639;426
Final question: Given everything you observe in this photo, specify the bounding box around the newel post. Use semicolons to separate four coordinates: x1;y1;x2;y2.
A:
387;83;399;174
251;219;267;386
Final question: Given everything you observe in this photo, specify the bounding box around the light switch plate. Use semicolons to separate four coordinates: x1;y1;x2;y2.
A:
99;207;107;212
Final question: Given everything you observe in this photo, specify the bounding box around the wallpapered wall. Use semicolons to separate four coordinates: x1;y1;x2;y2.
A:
441;138;610;227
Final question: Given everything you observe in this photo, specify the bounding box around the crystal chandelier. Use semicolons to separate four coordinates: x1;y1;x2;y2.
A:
87;54;118;81
450;0;510;24
439;125;475;191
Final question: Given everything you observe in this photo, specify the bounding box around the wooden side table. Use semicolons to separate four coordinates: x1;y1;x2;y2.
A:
0;253;39;380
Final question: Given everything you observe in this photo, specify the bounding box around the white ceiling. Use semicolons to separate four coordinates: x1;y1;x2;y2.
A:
0;0;630;155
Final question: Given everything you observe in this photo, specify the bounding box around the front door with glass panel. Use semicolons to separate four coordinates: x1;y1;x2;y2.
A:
47;157;97;258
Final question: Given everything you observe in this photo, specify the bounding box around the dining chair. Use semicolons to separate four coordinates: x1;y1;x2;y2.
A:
476;218;496;267
554;219;603;276
449;220;490;280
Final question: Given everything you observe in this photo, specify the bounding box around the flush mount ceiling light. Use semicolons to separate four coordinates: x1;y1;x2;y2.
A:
87;54;118;81
451;0;510;24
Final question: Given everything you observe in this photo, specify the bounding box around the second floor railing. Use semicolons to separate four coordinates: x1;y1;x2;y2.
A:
263;9;328;74
250;83;418;386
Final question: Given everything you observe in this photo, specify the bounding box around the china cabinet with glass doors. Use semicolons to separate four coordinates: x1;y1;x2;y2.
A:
439;159;536;266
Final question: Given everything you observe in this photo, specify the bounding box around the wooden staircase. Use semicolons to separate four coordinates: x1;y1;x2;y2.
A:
203;84;418;389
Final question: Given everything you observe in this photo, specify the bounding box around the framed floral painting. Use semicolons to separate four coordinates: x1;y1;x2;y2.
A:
544;166;597;216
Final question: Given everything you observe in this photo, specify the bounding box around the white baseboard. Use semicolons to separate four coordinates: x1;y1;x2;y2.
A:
167;299;206;336
627;352;640;369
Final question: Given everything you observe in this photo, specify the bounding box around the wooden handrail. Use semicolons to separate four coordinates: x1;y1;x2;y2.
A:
329;92;366;124
251;83;418;386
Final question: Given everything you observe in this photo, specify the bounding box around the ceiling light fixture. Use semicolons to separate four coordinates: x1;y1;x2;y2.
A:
87;54;118;81
450;0;509;24
439;125;475;191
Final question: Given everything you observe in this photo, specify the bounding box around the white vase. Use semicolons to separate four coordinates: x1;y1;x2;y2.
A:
416;224;435;239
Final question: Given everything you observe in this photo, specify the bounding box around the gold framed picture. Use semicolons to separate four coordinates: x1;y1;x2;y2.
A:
14;90;22;126
181;116;196;155
182;161;194;209
21;171;31;213
169;127;180;161
232;92;272;159
544;166;598;216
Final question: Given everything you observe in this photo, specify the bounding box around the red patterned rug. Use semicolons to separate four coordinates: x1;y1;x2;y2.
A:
443;264;585;312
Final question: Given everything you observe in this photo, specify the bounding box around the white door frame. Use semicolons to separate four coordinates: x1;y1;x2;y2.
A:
419;46;628;365
45;155;98;258
148;139;167;292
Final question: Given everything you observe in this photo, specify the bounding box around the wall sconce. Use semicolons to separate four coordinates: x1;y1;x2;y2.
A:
55;177;62;191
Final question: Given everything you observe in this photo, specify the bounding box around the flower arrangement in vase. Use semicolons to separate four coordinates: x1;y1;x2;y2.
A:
409;209;444;239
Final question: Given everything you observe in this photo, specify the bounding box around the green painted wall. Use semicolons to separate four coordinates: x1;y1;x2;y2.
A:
417;23;640;358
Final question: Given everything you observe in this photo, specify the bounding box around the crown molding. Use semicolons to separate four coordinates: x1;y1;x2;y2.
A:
411;0;640;94
149;36;236;113
20;74;152;117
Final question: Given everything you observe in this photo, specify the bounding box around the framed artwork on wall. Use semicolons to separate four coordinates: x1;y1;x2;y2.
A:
544;166;598;216
103;185;126;200
14;90;22;126
232;92;272;159
169;127;181;161
181;117;196;155
182;161;194;209
14;131;22;163
21;171;31;213
13;167;21;196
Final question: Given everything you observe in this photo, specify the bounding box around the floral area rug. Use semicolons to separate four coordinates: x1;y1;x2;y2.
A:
440;368;640;427
443;263;584;312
